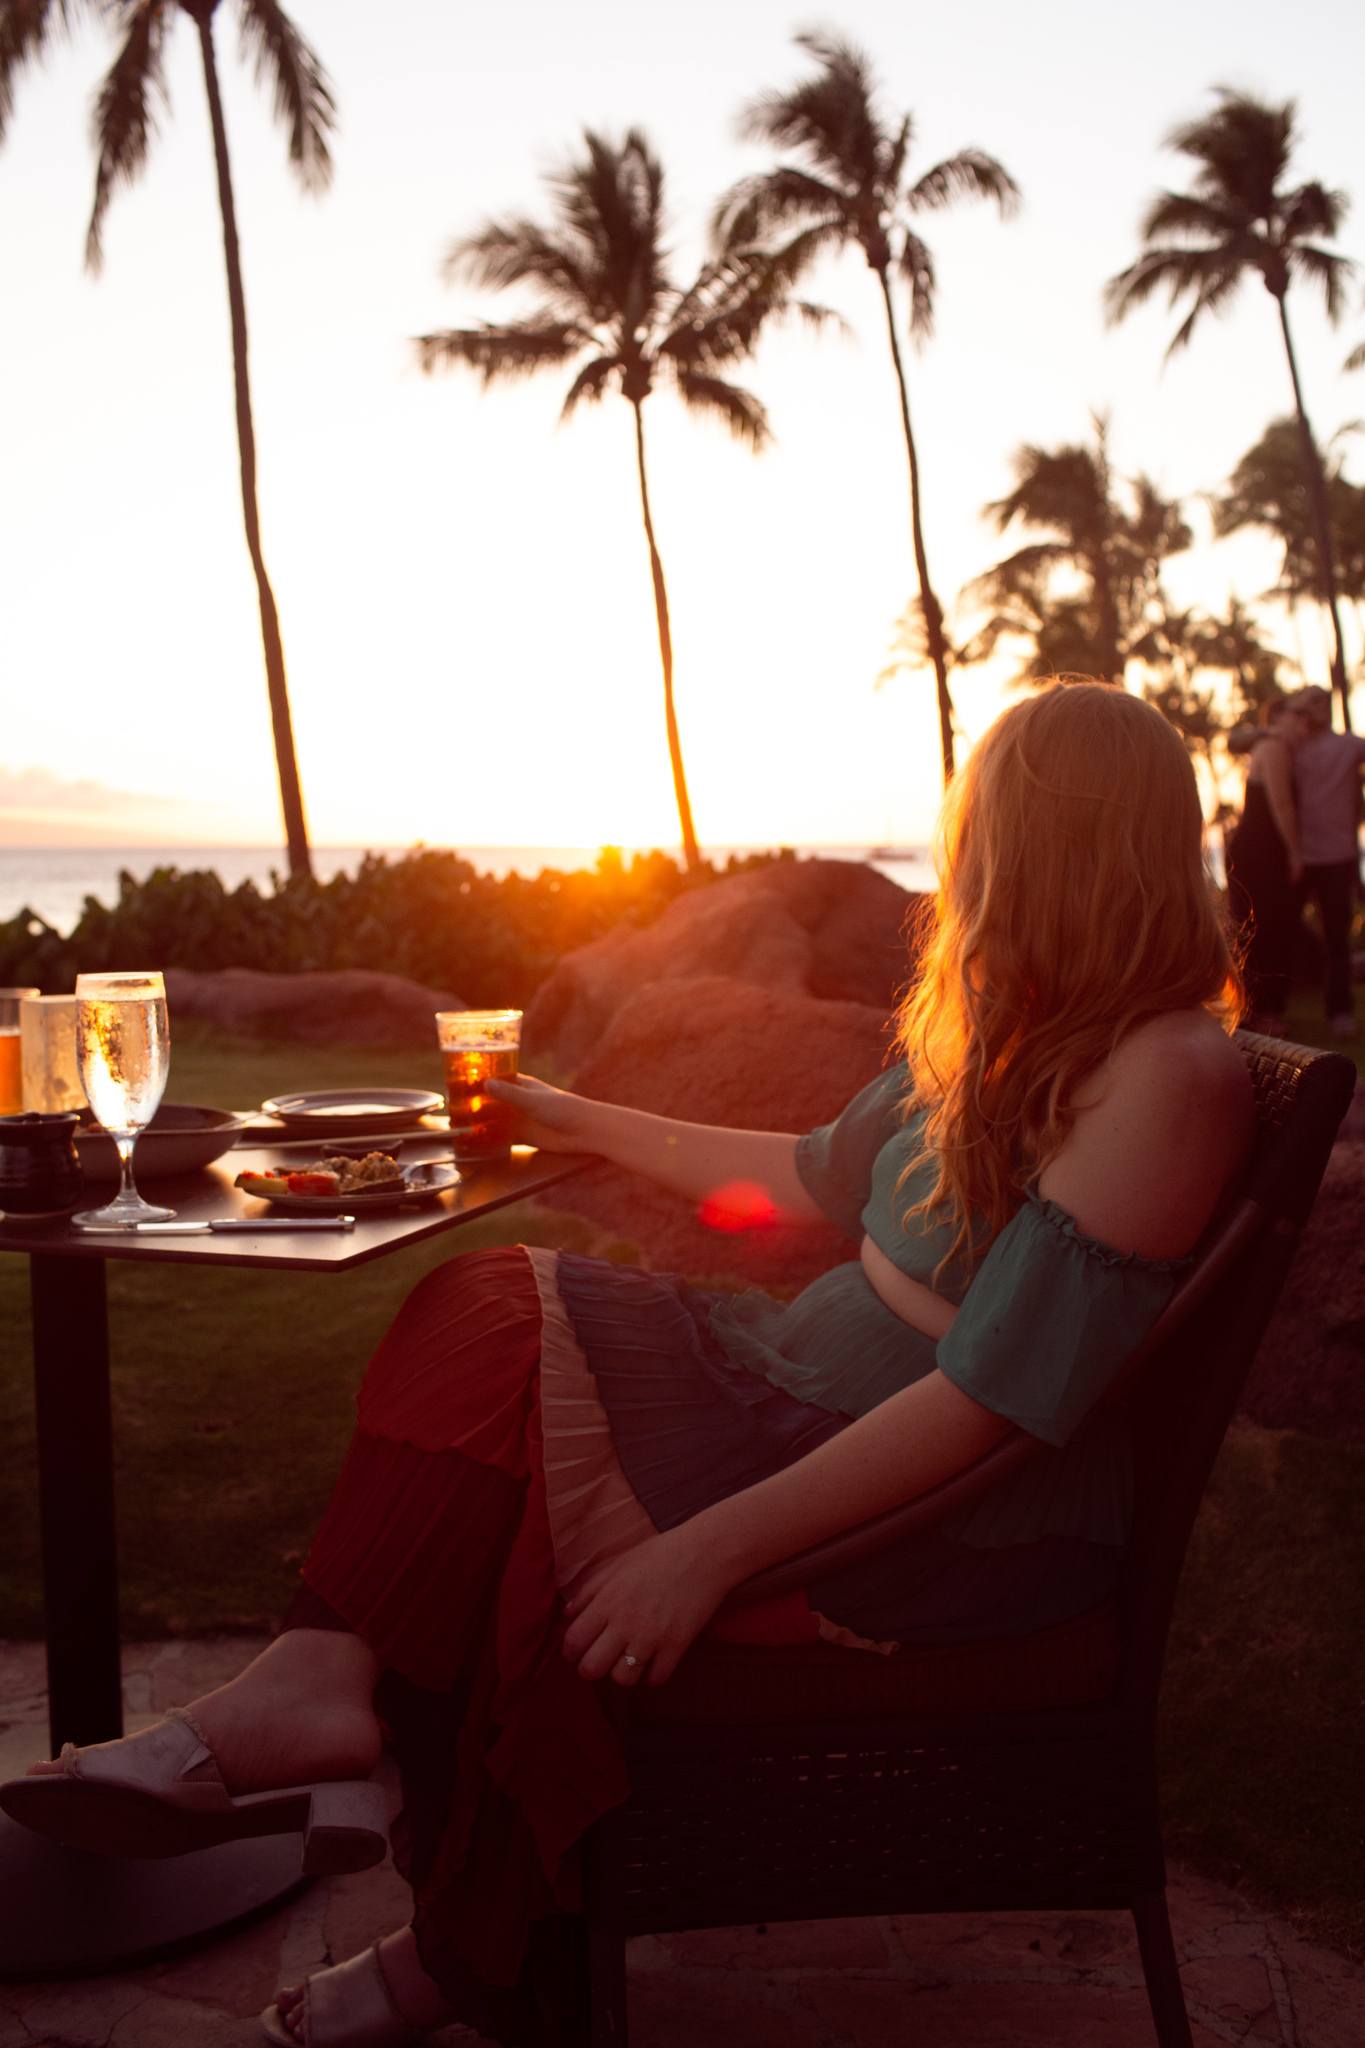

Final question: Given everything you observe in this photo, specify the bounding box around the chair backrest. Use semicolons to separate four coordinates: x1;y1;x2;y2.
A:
1118;1030;1356;1710
728;1033;1355;1630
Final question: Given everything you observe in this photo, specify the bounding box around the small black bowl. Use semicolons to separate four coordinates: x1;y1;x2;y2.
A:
0;1111;84;1219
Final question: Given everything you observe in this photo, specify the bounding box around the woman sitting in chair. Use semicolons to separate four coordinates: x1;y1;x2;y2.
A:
3;681;1252;2047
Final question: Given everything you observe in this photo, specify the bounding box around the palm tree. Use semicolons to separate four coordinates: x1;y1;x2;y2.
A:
1216;419;1365;676
416;129;824;874
1105;87;1357;730
960;417;1191;685
0;0;333;879
715;28;1019;787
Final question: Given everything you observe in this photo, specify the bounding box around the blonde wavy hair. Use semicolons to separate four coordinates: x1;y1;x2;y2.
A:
896;680;1242;1271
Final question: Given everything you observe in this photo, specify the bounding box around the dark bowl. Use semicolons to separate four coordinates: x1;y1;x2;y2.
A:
75;1103;247;1182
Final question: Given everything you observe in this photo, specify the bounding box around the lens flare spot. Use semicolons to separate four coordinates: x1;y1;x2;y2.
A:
698;1180;778;1233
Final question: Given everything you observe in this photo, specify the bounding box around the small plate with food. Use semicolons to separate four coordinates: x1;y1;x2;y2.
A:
234;1151;459;1213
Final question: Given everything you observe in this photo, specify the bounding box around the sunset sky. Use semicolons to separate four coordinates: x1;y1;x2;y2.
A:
1;0;1361;857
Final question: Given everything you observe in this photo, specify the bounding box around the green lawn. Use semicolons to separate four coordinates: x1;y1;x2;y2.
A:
1;1024;1361;1959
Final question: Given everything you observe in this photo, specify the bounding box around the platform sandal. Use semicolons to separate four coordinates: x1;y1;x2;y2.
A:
0;1706;389;1875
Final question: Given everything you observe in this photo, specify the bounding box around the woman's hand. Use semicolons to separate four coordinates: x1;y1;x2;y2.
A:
486;1073;603;1155
561;1525;735;1687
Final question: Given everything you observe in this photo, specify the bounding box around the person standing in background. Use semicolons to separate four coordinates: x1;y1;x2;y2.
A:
1284;687;1365;1038
1224;697;1303;1037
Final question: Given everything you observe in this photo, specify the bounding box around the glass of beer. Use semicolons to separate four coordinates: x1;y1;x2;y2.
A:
0;988;41;1116
72;971;174;1229
436;1009;522;1166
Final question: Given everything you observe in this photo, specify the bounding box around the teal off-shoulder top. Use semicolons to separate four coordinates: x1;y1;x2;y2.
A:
706;1064;1190;1550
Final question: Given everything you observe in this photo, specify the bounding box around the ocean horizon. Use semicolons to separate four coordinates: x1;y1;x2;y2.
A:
1;842;938;938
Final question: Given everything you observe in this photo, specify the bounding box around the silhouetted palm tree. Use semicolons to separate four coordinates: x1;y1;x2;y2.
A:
0;0;332;879
417;129;824;873
1195;596;1291;721
715;28;1019;787
1106;87;1357;729
1216;418;1365;653
961;417;1191;685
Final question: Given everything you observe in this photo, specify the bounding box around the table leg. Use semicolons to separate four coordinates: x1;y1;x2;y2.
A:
2;1252;310;1978
30;1252;123;1753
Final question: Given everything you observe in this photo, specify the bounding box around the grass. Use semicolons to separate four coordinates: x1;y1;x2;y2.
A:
1279;989;1365;1075
1;1023;1362;1958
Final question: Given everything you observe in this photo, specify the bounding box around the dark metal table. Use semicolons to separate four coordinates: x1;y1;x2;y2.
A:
0;1134;588;1975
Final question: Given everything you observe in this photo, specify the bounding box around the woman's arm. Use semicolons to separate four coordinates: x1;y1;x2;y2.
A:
1255;737;1303;883
489;1073;824;1220
563;1012;1253;1686
563;1366;1009;1685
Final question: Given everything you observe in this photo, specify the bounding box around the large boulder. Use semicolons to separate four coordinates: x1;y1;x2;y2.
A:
1238;1129;1365;1441
524;858;921;1073
163;967;463;1049
541;975;896;1289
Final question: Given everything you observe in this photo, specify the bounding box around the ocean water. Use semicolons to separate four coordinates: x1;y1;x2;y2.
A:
1;843;937;938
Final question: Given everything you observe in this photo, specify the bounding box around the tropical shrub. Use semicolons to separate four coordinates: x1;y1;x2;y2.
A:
0;847;792;1005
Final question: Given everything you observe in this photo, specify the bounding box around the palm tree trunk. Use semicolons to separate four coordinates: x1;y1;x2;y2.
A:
630;400;701;874
875;267;955;786
192;8;313;877
1087;424;1124;681
1274;294;1352;730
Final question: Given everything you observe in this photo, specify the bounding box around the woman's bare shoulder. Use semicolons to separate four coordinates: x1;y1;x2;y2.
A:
1100;1012;1252;1140
1044;1012;1252;1259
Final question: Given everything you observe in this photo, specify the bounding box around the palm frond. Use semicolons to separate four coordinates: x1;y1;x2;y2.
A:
663;366;770;449
559;353;620;419
0;0;87;145
1138;186;1240;242
1163;259;1246;356
883;113;911;195
1104;242;1232;323
1166;89;1295;218
898;230;935;339
85;0;173;272
966;541;1073;597
738;28;883;192
236;0;335;193
711;165;847;252
444;220;595;317
416;320;585;386
549;127;670;337
1346;337;1365;374
662;248;839;370
1288;242;1356;323
906;147;1019;217
1278;177;1348;244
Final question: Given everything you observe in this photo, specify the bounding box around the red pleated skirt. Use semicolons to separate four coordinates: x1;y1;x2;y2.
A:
289;1243;817;2039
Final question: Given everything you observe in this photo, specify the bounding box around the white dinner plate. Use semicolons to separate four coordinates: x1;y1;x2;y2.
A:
259;1087;445;1137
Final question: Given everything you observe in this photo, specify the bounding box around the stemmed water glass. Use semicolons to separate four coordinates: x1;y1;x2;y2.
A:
72;971;175;1230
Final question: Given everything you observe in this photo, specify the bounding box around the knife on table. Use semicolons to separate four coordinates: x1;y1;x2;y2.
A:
79;1217;358;1234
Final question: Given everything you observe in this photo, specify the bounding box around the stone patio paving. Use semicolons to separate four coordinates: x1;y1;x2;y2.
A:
1;1636;1362;2047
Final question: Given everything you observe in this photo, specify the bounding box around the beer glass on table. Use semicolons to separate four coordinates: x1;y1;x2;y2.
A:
436;1010;522;1166
0;989;41;1115
72;971;174;1229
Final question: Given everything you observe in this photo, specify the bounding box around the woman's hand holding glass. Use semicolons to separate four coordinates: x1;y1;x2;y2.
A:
485;1073;601;1154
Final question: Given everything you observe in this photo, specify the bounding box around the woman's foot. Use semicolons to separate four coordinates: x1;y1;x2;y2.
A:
25;1629;382;1797
275;1929;455;2042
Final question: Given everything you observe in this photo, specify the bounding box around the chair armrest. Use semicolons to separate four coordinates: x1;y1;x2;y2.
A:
721;1193;1271;1615
719;1428;1041;1612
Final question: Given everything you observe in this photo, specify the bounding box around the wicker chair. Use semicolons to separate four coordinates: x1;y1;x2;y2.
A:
577;1031;1357;2048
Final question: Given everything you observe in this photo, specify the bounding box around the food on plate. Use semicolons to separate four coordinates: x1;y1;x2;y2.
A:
234;1151;404;1202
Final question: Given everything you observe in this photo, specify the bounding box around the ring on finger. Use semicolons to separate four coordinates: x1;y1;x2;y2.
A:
621;1651;640;1669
